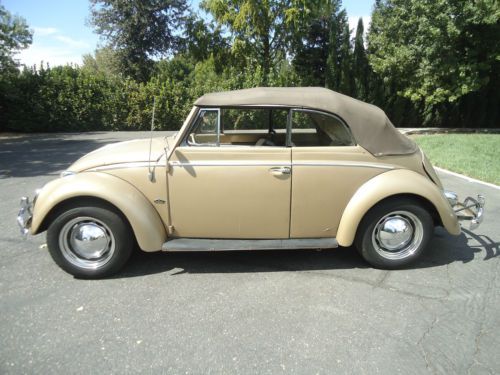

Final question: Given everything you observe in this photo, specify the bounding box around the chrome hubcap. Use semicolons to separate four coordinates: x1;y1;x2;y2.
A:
70;223;109;259
376;216;413;251
59;217;115;270
372;211;423;260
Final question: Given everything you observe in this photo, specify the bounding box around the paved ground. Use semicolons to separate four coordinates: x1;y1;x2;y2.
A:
1;132;499;374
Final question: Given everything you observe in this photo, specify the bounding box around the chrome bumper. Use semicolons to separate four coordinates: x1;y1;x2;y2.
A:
17;196;33;236
445;191;485;230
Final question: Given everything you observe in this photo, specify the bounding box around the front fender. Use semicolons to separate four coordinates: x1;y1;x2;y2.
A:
31;172;167;252
336;169;460;247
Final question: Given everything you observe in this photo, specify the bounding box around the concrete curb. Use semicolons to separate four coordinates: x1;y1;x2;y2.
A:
399;128;500;135
435;167;500;190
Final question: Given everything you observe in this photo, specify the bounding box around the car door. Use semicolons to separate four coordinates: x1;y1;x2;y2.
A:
167;107;292;239
289;109;384;238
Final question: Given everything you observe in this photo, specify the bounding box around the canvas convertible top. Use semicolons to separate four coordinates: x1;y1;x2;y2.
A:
195;87;418;156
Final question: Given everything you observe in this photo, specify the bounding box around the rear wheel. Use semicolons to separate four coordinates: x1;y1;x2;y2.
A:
47;205;133;278
355;198;433;269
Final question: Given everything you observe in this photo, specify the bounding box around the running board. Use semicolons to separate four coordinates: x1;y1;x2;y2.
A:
162;238;338;252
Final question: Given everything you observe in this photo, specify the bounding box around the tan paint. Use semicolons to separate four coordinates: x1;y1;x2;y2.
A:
167;146;291;238
31;172;167;251
289;145;437;238
290;146;385;237
102;164;170;230
28;102;462;254
70;137;167;172
336;168;461;247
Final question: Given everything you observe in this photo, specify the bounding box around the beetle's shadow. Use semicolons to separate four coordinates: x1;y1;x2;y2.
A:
114;228;499;278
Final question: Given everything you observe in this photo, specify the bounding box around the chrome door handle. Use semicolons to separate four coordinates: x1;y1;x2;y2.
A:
269;166;291;175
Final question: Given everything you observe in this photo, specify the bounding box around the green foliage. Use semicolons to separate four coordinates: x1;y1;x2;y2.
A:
178;14;231;71
352;18;370;100
82;47;122;78
89;0;188;81
368;0;500;127
201;0;297;84
0;4;32;73
290;0;353;93
1;0;498;132
2;65;129;131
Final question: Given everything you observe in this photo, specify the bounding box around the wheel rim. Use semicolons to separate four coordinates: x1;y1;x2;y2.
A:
371;210;423;260
59;217;115;270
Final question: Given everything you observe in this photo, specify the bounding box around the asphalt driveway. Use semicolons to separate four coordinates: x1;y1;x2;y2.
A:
1;132;499;374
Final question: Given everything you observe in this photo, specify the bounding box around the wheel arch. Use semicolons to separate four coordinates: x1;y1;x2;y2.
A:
336;169;460;247
31;172;167;252
357;193;442;227
38;195;131;233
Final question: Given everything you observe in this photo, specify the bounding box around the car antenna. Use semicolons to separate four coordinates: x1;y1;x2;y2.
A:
148;96;156;182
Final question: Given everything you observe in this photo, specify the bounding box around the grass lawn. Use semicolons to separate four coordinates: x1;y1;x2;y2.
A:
412;134;500;186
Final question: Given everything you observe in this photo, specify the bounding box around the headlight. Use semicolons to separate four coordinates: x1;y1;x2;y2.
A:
60;170;76;178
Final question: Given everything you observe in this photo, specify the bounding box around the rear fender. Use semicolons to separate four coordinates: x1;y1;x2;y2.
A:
31;172;167;252
336;169;460;247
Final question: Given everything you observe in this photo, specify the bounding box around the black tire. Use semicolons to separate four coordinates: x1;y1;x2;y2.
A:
47;205;133;278
354;198;433;269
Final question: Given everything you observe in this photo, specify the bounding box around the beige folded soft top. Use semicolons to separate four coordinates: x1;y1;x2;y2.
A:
195;87;418;156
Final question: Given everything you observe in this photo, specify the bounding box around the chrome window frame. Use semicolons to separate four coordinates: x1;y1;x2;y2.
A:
181;105;356;148
183;108;221;147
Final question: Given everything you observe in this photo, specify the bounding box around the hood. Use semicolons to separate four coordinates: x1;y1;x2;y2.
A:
68;137;168;172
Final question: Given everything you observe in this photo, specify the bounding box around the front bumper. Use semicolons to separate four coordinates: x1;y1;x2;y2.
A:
445;191;485;230
17;196;33;236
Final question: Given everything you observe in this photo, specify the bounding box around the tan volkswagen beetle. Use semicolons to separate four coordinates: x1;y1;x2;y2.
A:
17;87;485;278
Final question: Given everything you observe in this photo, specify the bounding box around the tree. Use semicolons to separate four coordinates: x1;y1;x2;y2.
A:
352;18;369;100
335;19;353;94
177;14;231;72
201;0;294;85
290;2;331;86
82;46;122;78
90;0;188;81
290;0;352;93
368;0;500;126
0;4;32;73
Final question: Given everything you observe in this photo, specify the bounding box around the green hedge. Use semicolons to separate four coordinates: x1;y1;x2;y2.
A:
0;56;300;132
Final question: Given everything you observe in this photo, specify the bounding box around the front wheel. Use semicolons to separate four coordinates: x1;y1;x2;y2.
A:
355;199;433;269
47;205;133;278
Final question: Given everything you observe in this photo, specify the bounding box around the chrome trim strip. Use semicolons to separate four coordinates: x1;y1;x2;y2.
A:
169;161;291;167
169;160;396;169
293;161;394;170
168;160;393;169
88;162;165;171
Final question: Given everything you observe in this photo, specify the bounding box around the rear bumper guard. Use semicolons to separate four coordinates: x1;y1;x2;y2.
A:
452;194;485;230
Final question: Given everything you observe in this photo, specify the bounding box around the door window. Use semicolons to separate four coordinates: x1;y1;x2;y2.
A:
187;107;289;147
187;109;220;146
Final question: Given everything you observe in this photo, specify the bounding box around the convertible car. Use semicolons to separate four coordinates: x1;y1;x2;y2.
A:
17;87;484;278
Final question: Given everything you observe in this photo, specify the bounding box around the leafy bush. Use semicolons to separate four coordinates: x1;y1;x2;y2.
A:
0;55;304;132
